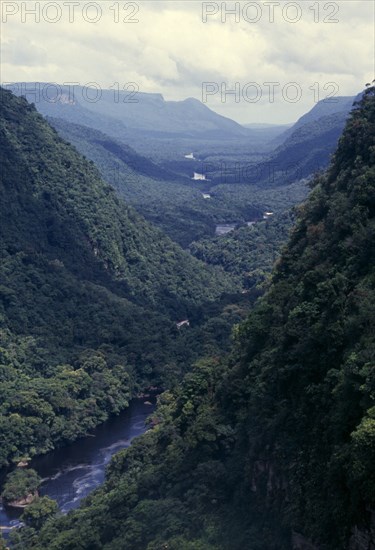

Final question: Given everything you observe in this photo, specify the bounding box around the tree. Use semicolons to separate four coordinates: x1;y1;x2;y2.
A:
1;469;41;505
21;497;59;530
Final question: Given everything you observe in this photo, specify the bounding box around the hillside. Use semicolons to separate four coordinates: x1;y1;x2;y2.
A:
189;211;293;288
46;117;260;246
208;107;354;187
5;84;335;244
263;109;352;183
23;88;375;550
275;96;355;145
0;88;238;468
205;96;356;187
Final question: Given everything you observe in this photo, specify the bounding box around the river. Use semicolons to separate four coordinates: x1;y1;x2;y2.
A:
215;224;237;236
0;398;155;535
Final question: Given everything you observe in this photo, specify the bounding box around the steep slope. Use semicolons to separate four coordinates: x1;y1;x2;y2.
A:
0;88;237;467
25;88;375;550
209;108;353;186
0;88;233;312
275;96;355;145
206;96;356;186
222;87;375;548
264;109;351;182
47;117;190;183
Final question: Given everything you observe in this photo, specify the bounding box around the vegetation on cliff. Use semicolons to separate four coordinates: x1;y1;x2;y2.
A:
0;88;239;468
16;87;375;550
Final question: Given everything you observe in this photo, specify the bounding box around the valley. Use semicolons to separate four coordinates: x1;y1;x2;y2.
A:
1;0;373;546
6;83;355;250
0;82;373;550
0;398;155;533
10;83;372;550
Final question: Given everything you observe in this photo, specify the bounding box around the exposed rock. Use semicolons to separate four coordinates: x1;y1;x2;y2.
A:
5;491;38;509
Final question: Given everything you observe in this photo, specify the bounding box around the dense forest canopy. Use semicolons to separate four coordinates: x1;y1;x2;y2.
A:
11;89;374;549
0;87;246;469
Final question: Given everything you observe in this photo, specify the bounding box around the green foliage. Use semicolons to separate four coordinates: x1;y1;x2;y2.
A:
24;89;375;549
47;117;308;248
190;211;293;288
1;468;41;504
21;497;59;530
0;88;241;467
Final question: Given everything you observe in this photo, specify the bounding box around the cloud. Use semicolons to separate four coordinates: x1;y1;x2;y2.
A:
1;0;374;123
2;38;48;67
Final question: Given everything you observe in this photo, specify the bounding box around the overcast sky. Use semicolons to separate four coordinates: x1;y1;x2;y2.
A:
1;0;374;124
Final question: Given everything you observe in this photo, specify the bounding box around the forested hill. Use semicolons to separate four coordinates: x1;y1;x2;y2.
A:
24;88;375;550
0;88;233;312
0;88;236;468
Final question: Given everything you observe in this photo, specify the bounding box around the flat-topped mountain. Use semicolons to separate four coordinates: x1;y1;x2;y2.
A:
6;83;249;139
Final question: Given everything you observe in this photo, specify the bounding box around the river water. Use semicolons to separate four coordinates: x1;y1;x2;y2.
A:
215;224;237;236
0;398;155;534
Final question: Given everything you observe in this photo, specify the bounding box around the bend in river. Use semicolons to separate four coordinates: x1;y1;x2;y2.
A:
0;398;155;533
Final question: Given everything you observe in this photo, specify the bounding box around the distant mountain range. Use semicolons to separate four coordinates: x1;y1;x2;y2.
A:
5;82;359;207
265;96;356;182
208;96;356;185
5;82;249;139
6;84;357;176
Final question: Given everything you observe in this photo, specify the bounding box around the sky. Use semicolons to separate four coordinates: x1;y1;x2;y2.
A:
1;0;374;124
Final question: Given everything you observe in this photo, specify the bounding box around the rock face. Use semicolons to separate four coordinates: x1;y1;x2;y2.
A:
349;511;375;550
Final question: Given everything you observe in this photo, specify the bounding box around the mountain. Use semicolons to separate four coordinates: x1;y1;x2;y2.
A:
243;123;292;129
26;88;375;549
209;99;356;186
0;88;237;468
263;109;352;183
5;83;249;139
275;96;355;145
